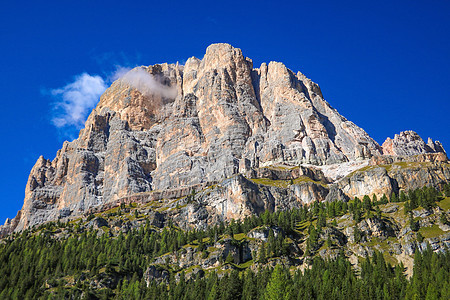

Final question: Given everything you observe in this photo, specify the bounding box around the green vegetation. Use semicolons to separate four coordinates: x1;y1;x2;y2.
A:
2;239;447;300
250;176;327;188
0;183;449;298
419;224;445;239
438;197;450;211
401;185;443;213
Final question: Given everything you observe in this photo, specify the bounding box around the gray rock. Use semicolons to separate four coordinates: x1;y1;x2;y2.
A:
402;242;416;255
325;186;349;202
358;217;397;239
89;272;119;290
247;226;283;242
440;233;450;241
144;265;169;285
88;217;108;229
320;227;347;246
186;268;205;280
398;226;412;238
336;167;397;200
392;243;402;255
355;245;374;258
382;204;399;214
412;209;431;218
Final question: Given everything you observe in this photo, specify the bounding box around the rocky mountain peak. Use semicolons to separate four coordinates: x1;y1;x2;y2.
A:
1;44;448;236
203;43;246;68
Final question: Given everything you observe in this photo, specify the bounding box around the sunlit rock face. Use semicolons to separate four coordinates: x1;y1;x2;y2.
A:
382;130;447;157
4;44;448;234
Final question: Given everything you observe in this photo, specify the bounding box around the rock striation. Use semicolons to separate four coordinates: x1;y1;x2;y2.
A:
1;44;449;235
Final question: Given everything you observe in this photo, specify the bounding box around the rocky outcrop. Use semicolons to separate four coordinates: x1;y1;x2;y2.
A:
382;131;447;157
247;226;284;241
143;266;170;286
370;152;448;165
358;217;398;239
327;161;450;200
2;44;449;236
334;167;397;199
245;165;327;183
388;163;450;192
169;174;329;230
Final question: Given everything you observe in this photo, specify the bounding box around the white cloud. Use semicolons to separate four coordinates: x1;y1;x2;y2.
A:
49;66;176;134
51;73;107;128
118;67;177;99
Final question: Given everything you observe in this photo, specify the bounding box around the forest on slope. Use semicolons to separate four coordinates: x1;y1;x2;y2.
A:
0;184;449;299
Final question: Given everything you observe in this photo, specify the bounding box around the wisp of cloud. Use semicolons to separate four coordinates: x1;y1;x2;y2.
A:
49;67;176;137
119;67;177;99
51;73;107;129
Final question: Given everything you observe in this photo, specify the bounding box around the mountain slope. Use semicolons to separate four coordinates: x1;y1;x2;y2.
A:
1;44;448;236
0;187;449;298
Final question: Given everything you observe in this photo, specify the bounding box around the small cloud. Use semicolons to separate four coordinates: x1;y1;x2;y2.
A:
47;66;176;138
118;67;177;99
50;73;107;129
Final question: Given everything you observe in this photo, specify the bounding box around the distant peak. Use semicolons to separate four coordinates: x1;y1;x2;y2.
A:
382;130;446;156
205;43;237;53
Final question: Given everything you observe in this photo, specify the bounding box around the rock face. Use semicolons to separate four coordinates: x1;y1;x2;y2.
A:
330;162;450;200
2;44;449;235
382;131;447;157
335;167;396;199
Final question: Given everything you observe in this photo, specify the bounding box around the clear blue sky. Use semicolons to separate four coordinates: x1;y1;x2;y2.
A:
1;0;449;223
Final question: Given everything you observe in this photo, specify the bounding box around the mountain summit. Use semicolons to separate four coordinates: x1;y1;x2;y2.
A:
1;44;448;236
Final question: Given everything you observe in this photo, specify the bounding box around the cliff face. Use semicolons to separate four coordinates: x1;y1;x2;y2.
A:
3;44;449;234
382;131;447;157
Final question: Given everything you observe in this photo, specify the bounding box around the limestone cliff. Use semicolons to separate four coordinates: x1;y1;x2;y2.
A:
2;44;449;235
382;131;447;157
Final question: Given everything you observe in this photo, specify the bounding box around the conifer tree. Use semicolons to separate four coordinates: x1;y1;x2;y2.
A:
265;265;288;300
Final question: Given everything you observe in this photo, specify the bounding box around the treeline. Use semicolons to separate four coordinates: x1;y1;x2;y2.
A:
40;248;449;299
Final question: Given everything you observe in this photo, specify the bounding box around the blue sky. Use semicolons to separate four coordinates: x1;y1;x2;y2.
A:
1;0;449;223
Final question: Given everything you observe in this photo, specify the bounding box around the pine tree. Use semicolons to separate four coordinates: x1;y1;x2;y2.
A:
409;214;419;232
318;210;327;228
258;243;267;263
354;226;363;243
363;195;372;212
375;206;382;218
372;194;378;205
264;265;287;300
353;207;362;223
391;192;398;203
404;201;411;215
399;191;408;202
207;282;218;300
242;270;258;300
331;219;338;228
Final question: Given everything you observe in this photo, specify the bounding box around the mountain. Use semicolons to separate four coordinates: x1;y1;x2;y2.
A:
0;44;449;299
1;43;448;236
